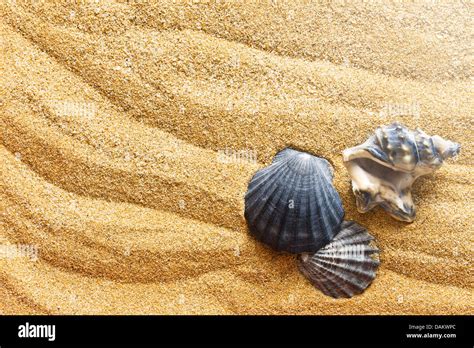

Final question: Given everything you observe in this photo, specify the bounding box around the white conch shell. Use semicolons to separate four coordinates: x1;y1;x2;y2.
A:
342;123;460;222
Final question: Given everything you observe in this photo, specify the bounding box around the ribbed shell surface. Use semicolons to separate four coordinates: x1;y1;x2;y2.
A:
244;148;344;253
297;221;380;298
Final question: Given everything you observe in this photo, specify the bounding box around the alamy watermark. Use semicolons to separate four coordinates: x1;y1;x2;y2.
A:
0;244;39;262
379;101;421;120
49;100;97;119
217;148;257;164
18;322;55;341
324;243;373;261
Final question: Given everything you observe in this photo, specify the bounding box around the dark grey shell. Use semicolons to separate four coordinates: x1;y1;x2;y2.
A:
368;122;443;172
297;221;380;298
271;147;300;163
272;148;334;178
244;148;344;253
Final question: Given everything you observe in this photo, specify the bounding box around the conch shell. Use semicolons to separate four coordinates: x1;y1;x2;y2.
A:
343;123;460;222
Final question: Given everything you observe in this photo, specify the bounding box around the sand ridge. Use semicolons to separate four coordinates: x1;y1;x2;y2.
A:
0;1;472;314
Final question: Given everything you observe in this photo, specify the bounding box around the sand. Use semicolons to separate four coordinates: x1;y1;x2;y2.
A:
0;0;472;314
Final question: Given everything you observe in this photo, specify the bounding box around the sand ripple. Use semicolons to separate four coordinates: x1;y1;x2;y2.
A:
0;1;472;314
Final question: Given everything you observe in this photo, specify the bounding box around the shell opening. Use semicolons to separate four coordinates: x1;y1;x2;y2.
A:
345;157;416;222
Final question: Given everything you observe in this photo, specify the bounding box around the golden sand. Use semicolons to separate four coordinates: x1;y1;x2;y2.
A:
0;1;472;314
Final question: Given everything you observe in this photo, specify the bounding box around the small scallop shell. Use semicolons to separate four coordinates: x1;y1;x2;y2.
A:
297;221;380;298
244;148;344;253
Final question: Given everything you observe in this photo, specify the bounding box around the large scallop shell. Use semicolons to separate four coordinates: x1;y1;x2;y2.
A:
343;123;460;222
297;221;380;298
244;148;344;253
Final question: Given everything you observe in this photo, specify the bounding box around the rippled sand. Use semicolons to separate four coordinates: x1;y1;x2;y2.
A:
0;1;472;314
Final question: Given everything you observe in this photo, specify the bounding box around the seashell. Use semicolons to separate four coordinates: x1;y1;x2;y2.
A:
272;148;334;179
271;147;300;163
245;148;381;298
343;123;460;222
244;148;344;253
297;221;380;298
